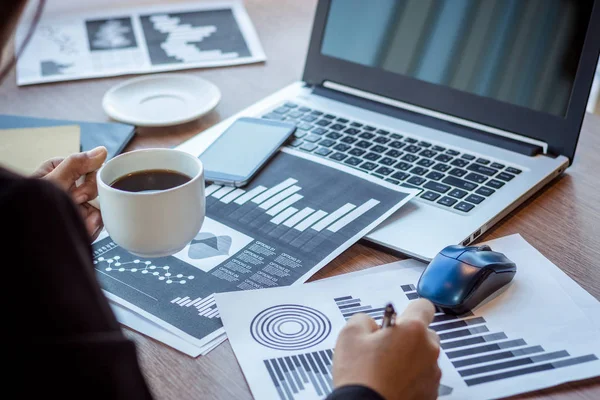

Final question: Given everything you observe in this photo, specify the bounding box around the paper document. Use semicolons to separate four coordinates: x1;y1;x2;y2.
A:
93;148;417;353
216;235;600;400
16;1;265;86
0;125;80;175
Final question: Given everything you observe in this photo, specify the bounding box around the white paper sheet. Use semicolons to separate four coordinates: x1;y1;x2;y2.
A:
216;235;600;400
16;0;266;85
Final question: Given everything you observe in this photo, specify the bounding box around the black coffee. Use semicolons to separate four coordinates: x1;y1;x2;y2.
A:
110;169;192;192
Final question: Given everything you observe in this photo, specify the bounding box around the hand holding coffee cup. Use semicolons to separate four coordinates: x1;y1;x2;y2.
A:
97;148;205;257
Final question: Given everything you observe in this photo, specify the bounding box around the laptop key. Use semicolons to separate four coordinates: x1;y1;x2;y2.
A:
375;167;394;176
350;122;363;127
298;106;311;112
394;161;411;171
344;157;362;166
341;136;357;144
284;102;298;108
490;162;505;169
455;202;475;212
407;176;426;186
401;154;419;163
389;141;406;149
294;131;307;138
288;110;304;118
297;122;313;130
359;161;378;171
448;168;467;177
349;148;366;156
433;163;451;172
379;157;396;166
391;171;409;181
364;152;381;161
304;134;321;143
337;118;349;123
465;194;485;204
363;125;376;131
435;154;453;163
448;188;467;199
420;149;437;158
451;159;469;167
476;158;490;165
417;159;435;168
311;110;323;116
426;171;444;181
300;142;317;152
385;178;400;185
442;176;478;191
475;186;495;196
404;137;418;144
376;129;390;135
312;127;328;135
263;113;285;120
410;166;428;176
326;131;342;139
329;152;348;161
273;106;290;114
467;163;497;176
432;145;446;152
424;181;451;193
318;138;335;147
359;132;376;139
496;172;515;181
506;167;522;174
333;143;351;152
374;136;391;144
446;149;460;156
464;172;487;184
324;114;335;119
314;147;332;156
371;172;384;179
315;119;332;127
421;191;441;201
330;123;346;131
386;149;403;158
301;115;318;122
344;128;361;135
405;145;422;153
371;145;387;153
486;179;505;189
461;154;476;160
356;140;372;149
289;139;303;147
437;196;458;207
418;141;432;148
390;133;403;139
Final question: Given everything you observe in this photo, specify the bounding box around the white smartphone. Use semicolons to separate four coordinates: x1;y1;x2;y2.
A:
199;117;296;187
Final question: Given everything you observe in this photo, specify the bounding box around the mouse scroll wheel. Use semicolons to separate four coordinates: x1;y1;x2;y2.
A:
477;245;492;251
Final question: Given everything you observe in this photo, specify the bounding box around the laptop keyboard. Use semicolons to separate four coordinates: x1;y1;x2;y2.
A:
262;102;523;214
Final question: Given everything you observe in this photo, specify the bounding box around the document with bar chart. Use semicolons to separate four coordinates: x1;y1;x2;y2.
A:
216;235;600;400
15;1;265;85
93;149;416;351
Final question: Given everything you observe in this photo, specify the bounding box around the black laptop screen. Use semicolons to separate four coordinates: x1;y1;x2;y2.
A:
321;0;593;117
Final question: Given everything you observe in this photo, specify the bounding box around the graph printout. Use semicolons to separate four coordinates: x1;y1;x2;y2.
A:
93;149;416;350
216;235;600;400
15;1;265;85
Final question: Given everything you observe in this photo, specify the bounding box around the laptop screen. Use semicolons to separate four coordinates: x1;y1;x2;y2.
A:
321;0;593;117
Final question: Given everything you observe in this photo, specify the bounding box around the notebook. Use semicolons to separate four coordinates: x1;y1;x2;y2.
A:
0;115;135;160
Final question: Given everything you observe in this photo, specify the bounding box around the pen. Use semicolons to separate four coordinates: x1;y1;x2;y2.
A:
381;303;396;328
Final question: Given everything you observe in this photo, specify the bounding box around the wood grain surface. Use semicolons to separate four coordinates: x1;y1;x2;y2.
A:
1;0;599;399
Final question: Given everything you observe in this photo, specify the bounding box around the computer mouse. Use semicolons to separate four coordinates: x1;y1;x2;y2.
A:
416;245;516;315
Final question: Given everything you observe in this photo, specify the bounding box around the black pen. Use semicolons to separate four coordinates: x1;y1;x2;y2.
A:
381;303;396;328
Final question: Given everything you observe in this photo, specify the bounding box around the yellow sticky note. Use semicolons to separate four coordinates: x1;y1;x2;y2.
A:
0;125;80;175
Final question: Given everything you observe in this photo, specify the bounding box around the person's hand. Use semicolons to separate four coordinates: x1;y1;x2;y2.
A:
32;146;108;241
332;299;441;400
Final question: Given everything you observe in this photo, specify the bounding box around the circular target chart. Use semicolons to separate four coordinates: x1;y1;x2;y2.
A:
250;304;332;351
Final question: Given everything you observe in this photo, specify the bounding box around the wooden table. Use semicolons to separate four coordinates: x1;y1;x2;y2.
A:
2;0;599;398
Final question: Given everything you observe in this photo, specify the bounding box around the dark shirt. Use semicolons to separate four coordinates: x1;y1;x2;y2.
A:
2;167;383;400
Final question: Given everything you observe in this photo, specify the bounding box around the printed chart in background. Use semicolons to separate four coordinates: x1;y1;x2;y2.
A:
216;235;600;400
93;149;415;350
15;1;266;85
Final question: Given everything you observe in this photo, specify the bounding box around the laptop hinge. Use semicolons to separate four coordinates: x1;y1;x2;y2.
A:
313;82;547;157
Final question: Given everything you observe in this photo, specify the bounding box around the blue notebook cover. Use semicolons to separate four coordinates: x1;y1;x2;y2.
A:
0;115;135;160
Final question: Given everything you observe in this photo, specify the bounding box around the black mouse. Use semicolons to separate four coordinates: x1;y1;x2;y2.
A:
416;245;516;315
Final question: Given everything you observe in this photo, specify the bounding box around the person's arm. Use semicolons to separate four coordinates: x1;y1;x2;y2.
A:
326;299;441;400
3;168;152;399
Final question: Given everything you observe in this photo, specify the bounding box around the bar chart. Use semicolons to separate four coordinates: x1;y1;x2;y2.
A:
400;285;599;387
334;295;386;321
170;294;220;319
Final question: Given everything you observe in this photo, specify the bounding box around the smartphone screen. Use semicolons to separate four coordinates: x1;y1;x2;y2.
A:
200;117;296;186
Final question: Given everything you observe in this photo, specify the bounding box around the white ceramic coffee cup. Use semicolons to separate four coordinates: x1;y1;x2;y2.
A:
97;148;205;257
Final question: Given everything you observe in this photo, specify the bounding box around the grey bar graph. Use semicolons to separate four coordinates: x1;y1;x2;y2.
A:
431;317;486;332
439;325;489;341
459;350;570;377
452;345;545;368
446;339;527;359
442;332;507;350
334;296;385;321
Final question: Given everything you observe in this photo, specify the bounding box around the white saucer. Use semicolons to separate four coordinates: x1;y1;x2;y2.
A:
102;74;221;127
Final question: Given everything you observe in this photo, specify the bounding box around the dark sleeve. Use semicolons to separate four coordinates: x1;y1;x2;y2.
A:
326;385;386;400
2;170;152;400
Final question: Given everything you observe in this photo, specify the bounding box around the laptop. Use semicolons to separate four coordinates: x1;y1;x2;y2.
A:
178;0;600;261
